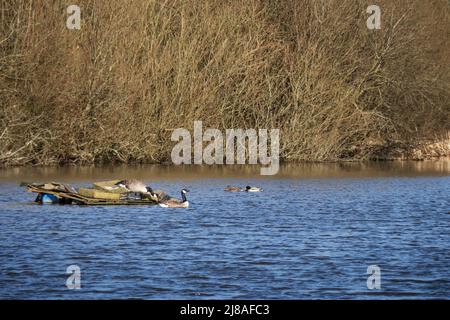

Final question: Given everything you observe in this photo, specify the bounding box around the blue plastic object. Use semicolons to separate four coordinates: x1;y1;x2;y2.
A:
41;193;60;204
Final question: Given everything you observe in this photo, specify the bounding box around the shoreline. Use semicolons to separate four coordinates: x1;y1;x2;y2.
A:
1;154;449;169
368;135;450;161
1;134;449;168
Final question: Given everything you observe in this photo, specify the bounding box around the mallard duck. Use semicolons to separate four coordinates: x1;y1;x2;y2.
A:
245;186;262;192
158;189;190;208
224;185;243;192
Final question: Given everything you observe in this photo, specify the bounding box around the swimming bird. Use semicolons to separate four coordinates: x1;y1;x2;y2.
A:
115;179;149;193
158;189;190;208
245;186;262;192
224;186;243;192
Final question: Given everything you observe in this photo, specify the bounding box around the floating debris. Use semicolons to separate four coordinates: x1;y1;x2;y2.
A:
25;180;160;206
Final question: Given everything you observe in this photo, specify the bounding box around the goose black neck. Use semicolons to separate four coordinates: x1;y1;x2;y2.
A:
181;191;187;202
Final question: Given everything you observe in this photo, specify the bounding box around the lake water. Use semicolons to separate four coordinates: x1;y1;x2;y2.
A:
0;161;449;299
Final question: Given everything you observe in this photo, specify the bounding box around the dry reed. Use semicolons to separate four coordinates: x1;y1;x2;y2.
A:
1;0;449;166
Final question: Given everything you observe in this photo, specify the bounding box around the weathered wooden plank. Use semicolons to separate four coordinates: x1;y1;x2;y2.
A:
27;184;158;206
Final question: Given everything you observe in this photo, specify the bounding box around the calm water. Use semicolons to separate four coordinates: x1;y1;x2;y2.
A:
0;162;449;299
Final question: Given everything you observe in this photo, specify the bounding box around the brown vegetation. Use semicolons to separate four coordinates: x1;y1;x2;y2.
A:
1;0;449;166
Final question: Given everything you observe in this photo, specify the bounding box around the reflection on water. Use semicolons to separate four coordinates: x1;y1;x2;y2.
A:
0;160;448;299
0;160;449;182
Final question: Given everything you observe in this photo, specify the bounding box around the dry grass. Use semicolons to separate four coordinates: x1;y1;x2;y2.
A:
1;0;449;166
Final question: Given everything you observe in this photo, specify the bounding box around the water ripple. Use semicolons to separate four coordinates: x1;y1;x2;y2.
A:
0;176;449;299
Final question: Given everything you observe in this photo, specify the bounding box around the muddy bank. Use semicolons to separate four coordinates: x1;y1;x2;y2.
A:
368;134;450;161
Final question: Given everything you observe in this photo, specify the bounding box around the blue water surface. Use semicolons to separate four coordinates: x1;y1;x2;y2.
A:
0;166;449;299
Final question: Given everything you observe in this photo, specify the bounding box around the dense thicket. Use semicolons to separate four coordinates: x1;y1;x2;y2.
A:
1;0;449;165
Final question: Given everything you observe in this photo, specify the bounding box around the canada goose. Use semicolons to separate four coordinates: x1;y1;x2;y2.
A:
147;189;169;202
142;187;161;202
115;179;149;193
245;186;262;192
224;185;243;192
158;188;190;208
